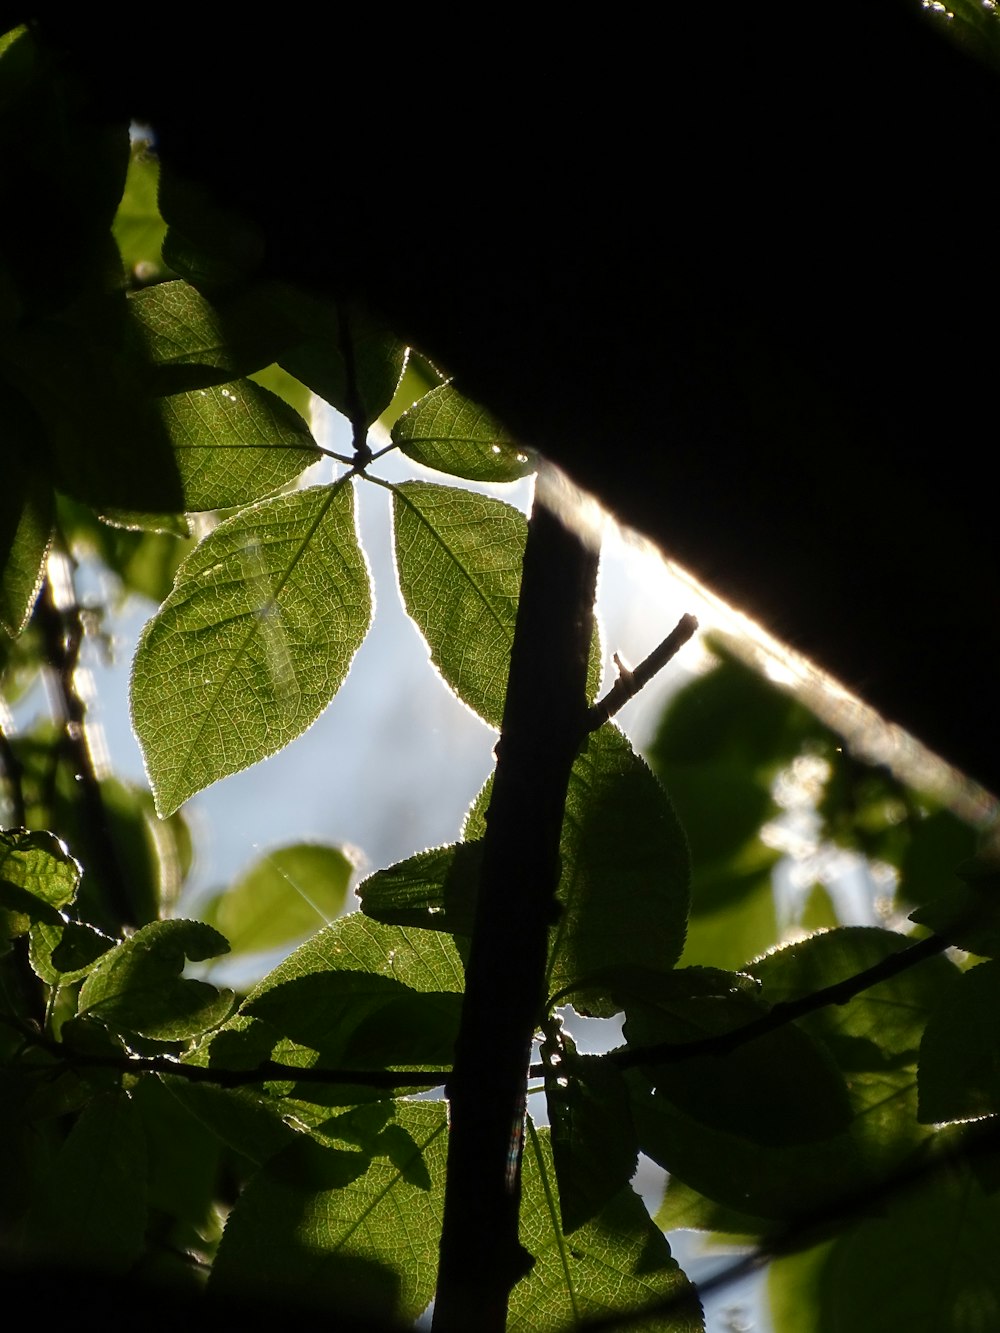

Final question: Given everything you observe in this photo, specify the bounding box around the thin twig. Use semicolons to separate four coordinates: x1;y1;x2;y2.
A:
5;1020;451;1088
587;614;699;731
72;1054;449;1089
610;931;948;1071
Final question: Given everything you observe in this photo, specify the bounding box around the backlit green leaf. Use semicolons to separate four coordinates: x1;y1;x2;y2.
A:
392;382;535;482
200;842;355;956
656;1173;772;1240
392;481;525;728
126;279;326;401
28;918;114;985
78;918;232;1040
113;140;168;283
210;1100;447;1324
128;280;257;385
748;927;960;1064
511;1118;703;1332
193;913;464;1105
0;828;80;916
465;727;690;1013
624;937;944;1223
356;840;483;935
131;481;372;814
155;381;319;512
919;960;1000;1124
0;432;51;637
544;727;690;1011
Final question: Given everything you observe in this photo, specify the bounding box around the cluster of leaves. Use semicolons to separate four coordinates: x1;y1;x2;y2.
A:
3;19;1000;1333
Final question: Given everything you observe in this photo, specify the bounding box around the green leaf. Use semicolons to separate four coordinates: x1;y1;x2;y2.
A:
629;1062;927;1224
622;972;852;1147
465;727;690;1013
648;642;827;773
247;972;461;1078
909;853;1000;957
0;403;51;636
748;926;960;1064
392;382;535;482
131;283;404;424
160;1065;303;1168
546;727;689;1011
679;857;779;970
200;842;355;956
28;918;114;985
544;1032;638;1232
112;140;168;283
131;1074;222;1231
152;380;320;513
645;645;826;970
57;496;192;603
769;1148;1000;1333
628;928;955;1221
194;913;464;1105
510;1118;703;1332
919;960;1000;1124
127;280;298;393
894;808;979;913
131;481;372;815
159;165;265;289
278;299;406;429
356;840;483;935
209;1100;448;1325
392;481;526;728
9;311;186;515
0;828;81;920
78;919;232;1041
655;1173;773;1240
18;1089;147;1273
249;908;462;1004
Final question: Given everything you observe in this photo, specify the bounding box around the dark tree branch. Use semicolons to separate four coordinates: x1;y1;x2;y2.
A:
432;492;600;1332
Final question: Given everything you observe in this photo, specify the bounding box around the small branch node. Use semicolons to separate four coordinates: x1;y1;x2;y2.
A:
587;613;698;732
